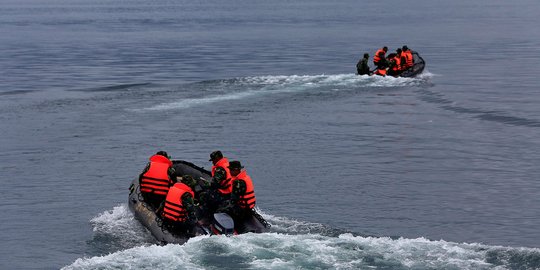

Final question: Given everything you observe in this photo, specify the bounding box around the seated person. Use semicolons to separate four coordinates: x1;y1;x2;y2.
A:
199;167;230;217
387;51;402;77
217;161;257;230
160;175;199;235
139;151;175;209
356;53;371;75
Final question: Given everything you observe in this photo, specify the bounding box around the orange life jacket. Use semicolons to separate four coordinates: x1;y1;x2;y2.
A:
140;155;173;196
162;183;194;222
402;50;413;68
373;48;386;65
232;170;256;209
211;157;232;195
392;55;402;71
374;68;387;76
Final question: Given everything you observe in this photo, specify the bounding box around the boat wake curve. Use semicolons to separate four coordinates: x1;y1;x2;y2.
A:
136;73;433;112
417;89;540;128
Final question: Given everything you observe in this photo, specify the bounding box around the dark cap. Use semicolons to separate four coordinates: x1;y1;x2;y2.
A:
402;45;408;51
228;160;244;170
156;151;169;159
209;150;223;161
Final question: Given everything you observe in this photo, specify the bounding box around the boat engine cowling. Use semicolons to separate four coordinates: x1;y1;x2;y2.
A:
212;213;235;235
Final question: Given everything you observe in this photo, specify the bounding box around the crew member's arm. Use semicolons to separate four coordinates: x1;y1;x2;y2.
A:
167;166;176;186
231;179;247;202
211;167;227;189
181;193;197;222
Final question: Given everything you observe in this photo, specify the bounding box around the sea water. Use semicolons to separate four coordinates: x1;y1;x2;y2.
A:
1;0;540;269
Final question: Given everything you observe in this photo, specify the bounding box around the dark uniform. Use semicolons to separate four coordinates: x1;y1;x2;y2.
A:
356;53;371;75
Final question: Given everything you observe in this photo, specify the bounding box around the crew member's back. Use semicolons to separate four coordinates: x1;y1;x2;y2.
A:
161;175;198;235
373;46;388;68
401;45;414;70
356;53;371;75
139;151;174;209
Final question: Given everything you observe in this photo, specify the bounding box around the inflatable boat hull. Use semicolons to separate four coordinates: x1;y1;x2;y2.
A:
399;51;425;78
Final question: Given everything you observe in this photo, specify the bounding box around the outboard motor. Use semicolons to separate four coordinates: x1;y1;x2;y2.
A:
212;213;235;235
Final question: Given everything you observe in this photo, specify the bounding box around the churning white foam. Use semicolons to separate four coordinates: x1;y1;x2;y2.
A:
90;204;153;245
64;231;528;270
66;205;539;270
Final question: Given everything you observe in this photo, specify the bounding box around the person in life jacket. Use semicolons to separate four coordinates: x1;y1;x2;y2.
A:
387;49;403;77
218;161;257;226
374;67;387;76
401;45;414;70
139;151;175;209
209;150;232;196
373;46;388;68
160;174;199;235
200;150;233;215
356;53;371;75
373;57;389;76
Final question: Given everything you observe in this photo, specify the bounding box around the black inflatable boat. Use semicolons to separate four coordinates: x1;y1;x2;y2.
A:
399;51;425;78
128;160;270;244
376;51;426;78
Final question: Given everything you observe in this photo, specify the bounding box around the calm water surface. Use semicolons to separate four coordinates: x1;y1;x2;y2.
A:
1;0;540;269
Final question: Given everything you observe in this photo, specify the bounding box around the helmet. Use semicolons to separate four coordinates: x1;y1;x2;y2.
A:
181;175;197;188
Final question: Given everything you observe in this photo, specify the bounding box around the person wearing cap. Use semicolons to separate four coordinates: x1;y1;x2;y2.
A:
199;151;234;216
387;49;403;77
218;160;257;224
401;45;414;70
139;151;176;209
209;151;232;195
160;175;199;235
373;46;388;68
356;53;371;75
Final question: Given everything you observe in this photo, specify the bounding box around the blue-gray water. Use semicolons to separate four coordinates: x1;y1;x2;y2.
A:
1;0;540;269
